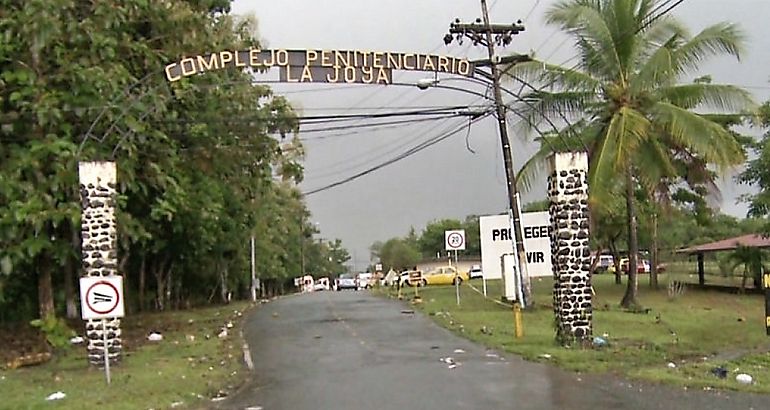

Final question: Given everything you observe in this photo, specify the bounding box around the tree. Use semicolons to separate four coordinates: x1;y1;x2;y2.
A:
739;101;770;232
0;1;307;320
726;245;766;291
418;218;464;258
378;238;421;272
508;0;754;308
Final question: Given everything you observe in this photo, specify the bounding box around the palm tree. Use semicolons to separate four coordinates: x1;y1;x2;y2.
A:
727;245;766;292
507;0;754;308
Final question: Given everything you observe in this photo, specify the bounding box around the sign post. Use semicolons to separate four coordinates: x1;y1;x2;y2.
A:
80;276;125;385
445;230;466;306
764;267;770;336
409;271;422;299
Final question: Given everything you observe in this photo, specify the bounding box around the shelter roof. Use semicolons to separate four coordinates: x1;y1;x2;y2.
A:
677;234;770;254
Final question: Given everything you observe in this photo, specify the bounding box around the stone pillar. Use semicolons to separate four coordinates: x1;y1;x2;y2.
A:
78;161;122;366
547;152;591;345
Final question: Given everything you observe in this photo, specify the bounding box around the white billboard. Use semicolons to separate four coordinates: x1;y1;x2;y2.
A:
479;211;552;279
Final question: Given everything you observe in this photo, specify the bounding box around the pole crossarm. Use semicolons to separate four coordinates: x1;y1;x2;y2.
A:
445;20;525;47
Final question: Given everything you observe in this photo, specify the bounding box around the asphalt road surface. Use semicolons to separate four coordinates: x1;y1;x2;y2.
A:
220;290;770;410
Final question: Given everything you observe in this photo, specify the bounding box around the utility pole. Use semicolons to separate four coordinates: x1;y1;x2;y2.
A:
444;1;532;307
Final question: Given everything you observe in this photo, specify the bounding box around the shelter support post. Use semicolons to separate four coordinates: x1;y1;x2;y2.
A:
697;252;705;286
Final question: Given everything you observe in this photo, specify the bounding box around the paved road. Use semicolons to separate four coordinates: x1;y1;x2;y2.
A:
220;290;770;410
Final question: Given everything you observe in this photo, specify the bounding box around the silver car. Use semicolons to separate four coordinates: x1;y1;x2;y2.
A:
336;273;358;291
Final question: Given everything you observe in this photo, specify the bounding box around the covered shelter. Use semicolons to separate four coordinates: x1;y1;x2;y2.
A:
677;234;770;286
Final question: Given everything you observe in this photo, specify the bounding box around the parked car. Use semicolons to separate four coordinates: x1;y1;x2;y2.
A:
591;255;614;273
468;264;483;279
618;258;665;273
399;270;425;287
423;266;469;285
336;273;358;290
313;277;331;291
357;272;374;289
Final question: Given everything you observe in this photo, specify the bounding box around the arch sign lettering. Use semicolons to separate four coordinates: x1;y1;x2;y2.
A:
164;49;475;84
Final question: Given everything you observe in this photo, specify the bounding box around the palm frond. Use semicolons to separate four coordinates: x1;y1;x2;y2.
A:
516;123;595;194
589;106;650;200
656;83;756;112
671;22;746;77
591;107;650;181
634;137;676;193
545;3;623;79
650;101;745;168
503;60;601;93
631;33;682;92
640;14;689;48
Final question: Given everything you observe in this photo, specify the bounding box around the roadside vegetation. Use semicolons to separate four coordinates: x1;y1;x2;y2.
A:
0;302;251;410
0;0;350;377
383;276;770;393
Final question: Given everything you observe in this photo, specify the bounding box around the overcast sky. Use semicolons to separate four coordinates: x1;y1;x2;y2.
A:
230;0;770;270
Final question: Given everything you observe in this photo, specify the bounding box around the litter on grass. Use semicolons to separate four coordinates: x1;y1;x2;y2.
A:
736;373;753;384
45;391;66;401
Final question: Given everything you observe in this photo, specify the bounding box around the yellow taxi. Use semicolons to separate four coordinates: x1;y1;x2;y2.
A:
423;266;469;285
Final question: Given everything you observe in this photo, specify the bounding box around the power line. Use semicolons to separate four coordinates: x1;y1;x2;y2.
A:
298;113;481;139
304;116;472;180
302;112;492;195
303;98;491;179
524;0;542;21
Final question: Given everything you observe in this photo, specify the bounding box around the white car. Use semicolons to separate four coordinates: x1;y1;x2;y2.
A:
357;272;374;289
468;265;483;279
336;273;358;290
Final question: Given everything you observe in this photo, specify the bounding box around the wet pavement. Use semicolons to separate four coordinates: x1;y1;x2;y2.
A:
219;290;770;410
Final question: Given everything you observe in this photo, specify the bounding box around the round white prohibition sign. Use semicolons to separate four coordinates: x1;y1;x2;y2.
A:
447;232;464;249
85;281;120;315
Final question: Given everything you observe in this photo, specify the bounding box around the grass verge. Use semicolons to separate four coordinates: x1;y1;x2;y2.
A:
381;275;770;394
0;302;252;409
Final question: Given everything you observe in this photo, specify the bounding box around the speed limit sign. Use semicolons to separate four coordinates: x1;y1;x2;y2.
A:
445;230;466;251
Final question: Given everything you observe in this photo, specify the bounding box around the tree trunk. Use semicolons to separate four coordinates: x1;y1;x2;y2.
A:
621;166;640;308
138;255;146;311
155;272;165;311
740;267;747;293
219;260;229;304
38;256;55;319
64;256;78;319
650;212;659;289
65;225;79;319
154;258;169;311
609;241;622;285
589;247;603;275
165;265;173;309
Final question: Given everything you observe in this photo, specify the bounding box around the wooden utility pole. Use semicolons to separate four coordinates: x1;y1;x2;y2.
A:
445;1;531;306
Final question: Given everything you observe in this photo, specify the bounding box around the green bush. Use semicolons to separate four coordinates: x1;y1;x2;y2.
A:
30;315;75;350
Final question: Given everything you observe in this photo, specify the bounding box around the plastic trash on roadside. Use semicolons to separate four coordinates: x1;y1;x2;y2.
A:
736;373;753;384
45;391;66;401
69;336;84;345
592;336;608;347
147;332;163;341
711;366;728;379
